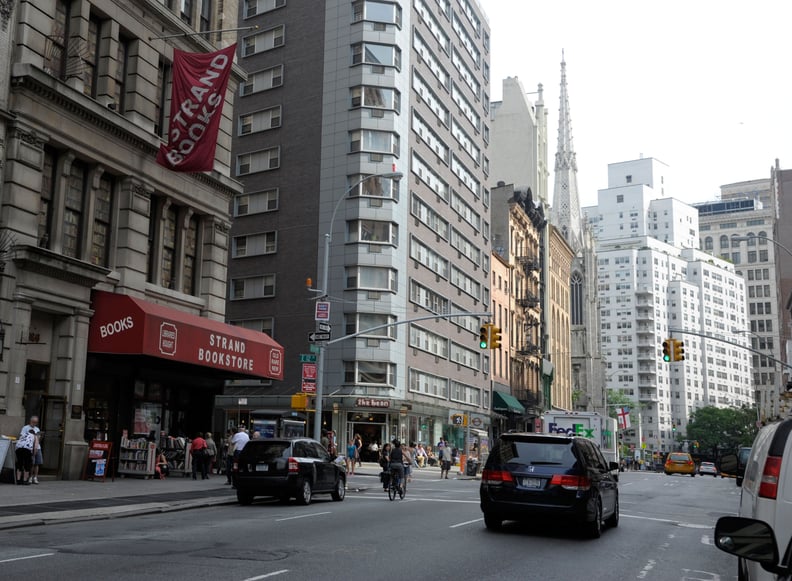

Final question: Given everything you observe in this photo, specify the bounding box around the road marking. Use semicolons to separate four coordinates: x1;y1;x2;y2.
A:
275;511;331;522
637;558;657;579
701;534;713;545
0;553;55;564
413;498;480;504
242;570;289;581
621;513;712;528
449;517;483;528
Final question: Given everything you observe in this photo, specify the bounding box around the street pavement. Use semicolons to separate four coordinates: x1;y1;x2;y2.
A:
0;461;471;530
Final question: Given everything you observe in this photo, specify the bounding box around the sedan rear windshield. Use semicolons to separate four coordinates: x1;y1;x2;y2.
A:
668;453;690;461
493;440;578;468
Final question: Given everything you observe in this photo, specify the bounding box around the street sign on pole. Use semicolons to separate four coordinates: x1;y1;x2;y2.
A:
302;363;317;381
309;344;320;354
308;331;331;342
318;322;331;333
302;381;317;394
299;354;317;363
315;301;330;321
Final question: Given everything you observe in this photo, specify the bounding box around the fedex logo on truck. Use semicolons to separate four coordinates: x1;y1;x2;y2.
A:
548;422;595;439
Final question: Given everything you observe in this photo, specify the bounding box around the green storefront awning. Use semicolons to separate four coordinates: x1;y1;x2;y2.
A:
492;391;525;414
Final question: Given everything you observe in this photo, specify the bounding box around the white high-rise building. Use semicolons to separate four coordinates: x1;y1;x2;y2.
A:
585;159;752;454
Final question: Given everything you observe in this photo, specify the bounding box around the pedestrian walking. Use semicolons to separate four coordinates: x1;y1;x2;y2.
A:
354;434;363;467
438;437;451;479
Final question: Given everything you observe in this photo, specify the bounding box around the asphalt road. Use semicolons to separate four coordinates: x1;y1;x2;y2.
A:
0;469;741;581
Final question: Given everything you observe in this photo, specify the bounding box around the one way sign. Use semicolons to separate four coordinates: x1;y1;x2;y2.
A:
308;332;331;342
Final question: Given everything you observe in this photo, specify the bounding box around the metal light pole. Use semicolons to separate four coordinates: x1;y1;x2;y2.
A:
312;171;403;442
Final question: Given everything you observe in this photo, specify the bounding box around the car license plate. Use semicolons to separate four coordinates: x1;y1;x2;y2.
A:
521;477;542;489
256;463;269;471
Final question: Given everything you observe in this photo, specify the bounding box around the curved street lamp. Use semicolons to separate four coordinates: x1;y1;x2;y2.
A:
312;171;403;441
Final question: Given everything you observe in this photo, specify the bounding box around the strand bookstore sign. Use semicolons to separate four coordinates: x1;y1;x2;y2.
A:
156;44;237;172
88;291;284;380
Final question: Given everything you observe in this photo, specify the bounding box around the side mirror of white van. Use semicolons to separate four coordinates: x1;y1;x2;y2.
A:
715;516;790;576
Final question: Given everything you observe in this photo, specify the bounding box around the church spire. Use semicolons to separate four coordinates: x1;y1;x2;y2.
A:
551;51;583;251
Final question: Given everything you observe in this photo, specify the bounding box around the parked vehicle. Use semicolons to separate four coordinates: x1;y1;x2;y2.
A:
232;438;346;506
698;461;718;476
719;446;752;485
480;433;619;538
714;418;792;580
664;452;696;476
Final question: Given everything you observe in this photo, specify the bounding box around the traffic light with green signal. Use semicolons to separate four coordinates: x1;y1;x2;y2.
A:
490;326;502;349
479;324;491;349
672;340;685;362
662;339;672;362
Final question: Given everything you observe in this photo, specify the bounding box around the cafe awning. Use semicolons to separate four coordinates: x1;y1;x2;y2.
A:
87;291;284;380
492;391;525;414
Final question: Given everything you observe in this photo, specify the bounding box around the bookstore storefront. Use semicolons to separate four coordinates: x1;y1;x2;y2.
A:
84;291;284;476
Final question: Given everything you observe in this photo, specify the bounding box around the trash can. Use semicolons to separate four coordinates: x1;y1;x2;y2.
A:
466;458;479;476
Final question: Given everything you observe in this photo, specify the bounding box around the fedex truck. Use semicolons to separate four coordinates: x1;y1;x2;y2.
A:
542;411;619;465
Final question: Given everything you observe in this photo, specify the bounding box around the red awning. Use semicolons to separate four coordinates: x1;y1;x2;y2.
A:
87;291;284;380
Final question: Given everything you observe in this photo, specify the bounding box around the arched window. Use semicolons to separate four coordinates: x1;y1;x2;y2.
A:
758;231;768;245
570;271;583;326
719;235;729;248
746;232;757;246
704;236;713;251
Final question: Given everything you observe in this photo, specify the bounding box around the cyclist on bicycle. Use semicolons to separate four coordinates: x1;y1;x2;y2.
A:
388;440;405;491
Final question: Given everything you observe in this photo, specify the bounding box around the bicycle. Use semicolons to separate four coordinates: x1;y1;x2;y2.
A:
387;465;405;501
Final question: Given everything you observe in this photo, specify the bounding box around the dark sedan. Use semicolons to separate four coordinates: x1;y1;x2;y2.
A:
233;438;346;505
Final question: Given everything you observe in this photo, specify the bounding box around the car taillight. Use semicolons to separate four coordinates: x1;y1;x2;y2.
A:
550;474;591;491
759;455;782;499
687;460;694;466
481;469;514;484
288;457;299;473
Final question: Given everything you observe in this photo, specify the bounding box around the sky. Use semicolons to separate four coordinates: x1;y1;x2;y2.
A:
478;0;792;208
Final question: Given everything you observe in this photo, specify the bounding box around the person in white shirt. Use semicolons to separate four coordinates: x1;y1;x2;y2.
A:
230;426;250;458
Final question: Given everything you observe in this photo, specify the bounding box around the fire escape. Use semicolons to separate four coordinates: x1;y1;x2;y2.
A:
513;254;543;414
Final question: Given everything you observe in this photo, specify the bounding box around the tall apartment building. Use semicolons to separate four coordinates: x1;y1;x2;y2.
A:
0;0;283;479
696;179;783;422
585;158;752;455
228;1;493;450
772;160;792;418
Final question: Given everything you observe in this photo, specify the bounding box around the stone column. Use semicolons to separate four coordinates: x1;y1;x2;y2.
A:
61;307;92;480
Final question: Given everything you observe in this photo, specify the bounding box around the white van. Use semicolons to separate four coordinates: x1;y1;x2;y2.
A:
714;418;792;580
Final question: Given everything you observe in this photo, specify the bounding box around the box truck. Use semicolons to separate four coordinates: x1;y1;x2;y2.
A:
542;411;619;464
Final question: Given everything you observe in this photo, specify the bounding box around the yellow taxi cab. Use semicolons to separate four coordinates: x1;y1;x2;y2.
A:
664;452;696;477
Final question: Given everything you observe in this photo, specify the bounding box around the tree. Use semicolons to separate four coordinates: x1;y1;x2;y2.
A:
684;406;757;457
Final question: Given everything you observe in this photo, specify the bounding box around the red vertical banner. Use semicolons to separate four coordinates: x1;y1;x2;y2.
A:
156;43;237;172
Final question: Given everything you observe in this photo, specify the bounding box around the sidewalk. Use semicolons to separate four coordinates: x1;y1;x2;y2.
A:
0;462;478;530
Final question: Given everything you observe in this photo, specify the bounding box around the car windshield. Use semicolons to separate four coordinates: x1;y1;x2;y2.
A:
496;440;578;468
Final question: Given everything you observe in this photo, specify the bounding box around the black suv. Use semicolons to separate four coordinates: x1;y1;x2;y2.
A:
233;438;346;506
480;433;619;538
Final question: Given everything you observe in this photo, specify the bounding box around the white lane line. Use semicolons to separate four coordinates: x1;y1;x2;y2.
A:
450;517;483;528
637;558;656;579
275;511;331;522
242;570;290;581
0;553;55;564
412;498;480;504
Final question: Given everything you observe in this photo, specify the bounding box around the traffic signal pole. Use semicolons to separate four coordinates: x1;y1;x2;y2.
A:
668;328;792;371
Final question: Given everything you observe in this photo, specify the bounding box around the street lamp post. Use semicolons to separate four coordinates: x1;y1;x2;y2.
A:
311;171;403;442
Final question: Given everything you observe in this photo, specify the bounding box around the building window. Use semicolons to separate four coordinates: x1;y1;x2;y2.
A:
616;194;624;203
63;160;87;259
349;129;399;155
352;1;402;26
350;86;400;112
200;0;212;32
237;147;281;175
345;313;396;338
84;15;101;97
351;42;401;69
161;204;177;289
181;0;193;25
231;274;276;299
347;174;399;200
182;214;198;294
238;105;282;135
244;0;285;18
242;25;285;56
45;0;70;79
409;368;448;398
114;37;130;112
39;148;57;249
347;219;397;245
235;189;278;216
240;65;283;95
91;174;113;266
344;360;396;386
232;231;277;257
345;266;397;292
155;59;173;138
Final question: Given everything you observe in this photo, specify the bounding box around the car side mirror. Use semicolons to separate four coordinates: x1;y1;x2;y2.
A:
715;517;787;575
609;461;619;472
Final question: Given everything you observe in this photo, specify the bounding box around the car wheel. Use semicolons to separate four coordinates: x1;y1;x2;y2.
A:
691;473;695;478
605;495;619;528
585;497;603;539
736;477;743;486
297;480;312;506
331;478;345;501
483;513;502;531
236;490;254;505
